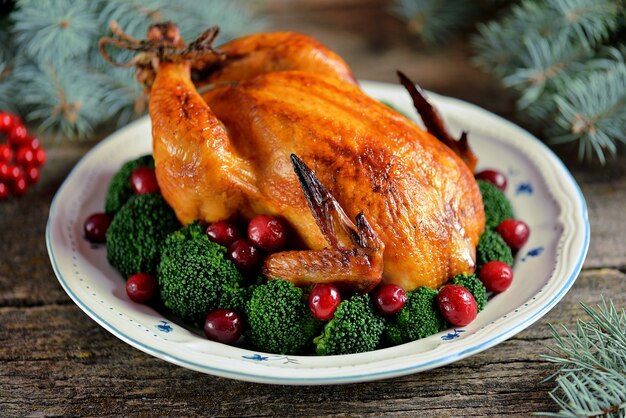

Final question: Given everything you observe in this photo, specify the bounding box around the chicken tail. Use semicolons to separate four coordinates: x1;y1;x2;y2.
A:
397;71;478;172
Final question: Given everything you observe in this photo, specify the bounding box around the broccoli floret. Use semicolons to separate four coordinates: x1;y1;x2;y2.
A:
452;273;487;312
478;179;514;229
158;221;246;326
245;279;321;355
314;294;384;356
477;229;514;268
105;154;155;214
384;286;445;346
106;193;179;279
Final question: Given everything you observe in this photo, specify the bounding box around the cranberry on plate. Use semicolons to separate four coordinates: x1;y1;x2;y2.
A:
437;284;478;327
475;169;507;191
84;213;113;243
130;166;160;195
479;261;514;293
204;309;243;344
497;219;530;251
247;214;287;252
227;238;260;272
373;284;407;315
309;283;341;321
126;272;158;304
206;220;242;247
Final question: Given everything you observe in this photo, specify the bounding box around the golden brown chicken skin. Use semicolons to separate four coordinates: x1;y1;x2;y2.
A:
144;26;485;292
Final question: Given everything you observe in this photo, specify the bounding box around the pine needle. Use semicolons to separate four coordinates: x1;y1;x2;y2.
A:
538;298;626;417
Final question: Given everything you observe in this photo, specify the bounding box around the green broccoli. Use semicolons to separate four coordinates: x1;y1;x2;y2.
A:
476;229;514;268
384;286;446;346
157;221;246;326
452;273;487;312
106;193;179;279
105;154;155;214
478;179;514;229
245;279;321;355
314;294;385;356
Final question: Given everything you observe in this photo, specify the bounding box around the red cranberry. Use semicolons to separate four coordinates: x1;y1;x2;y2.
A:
84;213;113;243
0;164;21;183
7;124;28;147
15;146;35;166
248;214;287;252
497;219;530;251
437;284;478;326
373;284;407;315
125;272;158;303
204;309;243;344
0;144;12;162
10;175;28;197
130;166;159;195
25;166;40;184
308;283;341;320
479;261;514;293
33;148;46;167
476;169;507;191
206;220;242;247
227;238;260;272
0;112;20;132
0;182;7;200
28;137;41;150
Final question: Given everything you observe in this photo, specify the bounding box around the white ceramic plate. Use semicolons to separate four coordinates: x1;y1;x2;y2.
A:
46;81;589;385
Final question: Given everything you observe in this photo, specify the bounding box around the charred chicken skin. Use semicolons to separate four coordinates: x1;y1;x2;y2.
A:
101;23;485;293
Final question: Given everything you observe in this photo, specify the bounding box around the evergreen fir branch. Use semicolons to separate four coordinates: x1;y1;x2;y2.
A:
548;0;623;50
14;62;110;138
538;298;626;417
11;0;99;65
549;60;626;163
502;34;596;109
99;0;263;43
389;0;479;45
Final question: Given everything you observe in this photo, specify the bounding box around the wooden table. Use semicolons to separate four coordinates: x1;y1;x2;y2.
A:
2;3;625;416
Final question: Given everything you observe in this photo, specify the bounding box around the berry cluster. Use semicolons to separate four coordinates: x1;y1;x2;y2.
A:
0;112;46;199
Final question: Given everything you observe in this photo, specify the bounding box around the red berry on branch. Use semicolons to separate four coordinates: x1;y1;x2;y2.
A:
2;164;21;184
25;166;40;184
0;182;8;200
8;124;28;147
15;146;35;166
10;175;28;197
0;112;20;133
0;144;12;162
33;149;46;167
28;137;41;150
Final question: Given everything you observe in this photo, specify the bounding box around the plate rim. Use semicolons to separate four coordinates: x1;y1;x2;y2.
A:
46;81;590;385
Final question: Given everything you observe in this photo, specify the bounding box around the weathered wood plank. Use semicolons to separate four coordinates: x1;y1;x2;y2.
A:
1;269;623;417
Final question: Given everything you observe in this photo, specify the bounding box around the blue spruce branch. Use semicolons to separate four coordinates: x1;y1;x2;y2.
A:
389;0;479;45
539;298;626;417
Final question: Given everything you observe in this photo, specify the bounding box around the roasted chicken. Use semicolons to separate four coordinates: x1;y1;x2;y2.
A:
100;23;485;293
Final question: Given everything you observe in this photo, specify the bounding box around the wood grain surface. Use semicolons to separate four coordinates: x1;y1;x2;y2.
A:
1;2;625;417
